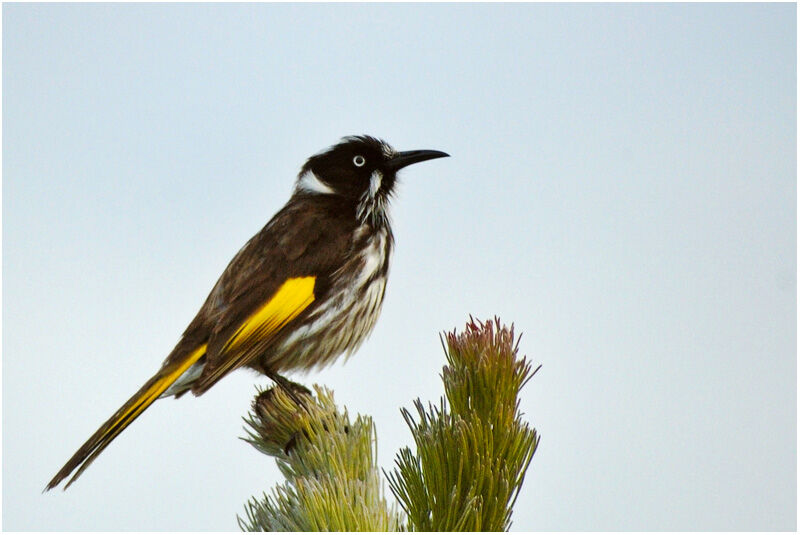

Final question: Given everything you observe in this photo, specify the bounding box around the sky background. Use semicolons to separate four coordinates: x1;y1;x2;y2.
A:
3;3;796;531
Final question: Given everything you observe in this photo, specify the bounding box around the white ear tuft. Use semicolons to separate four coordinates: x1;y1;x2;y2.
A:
295;170;335;195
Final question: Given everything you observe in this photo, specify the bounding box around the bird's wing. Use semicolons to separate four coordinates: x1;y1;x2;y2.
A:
185;197;355;394
46;197;354;490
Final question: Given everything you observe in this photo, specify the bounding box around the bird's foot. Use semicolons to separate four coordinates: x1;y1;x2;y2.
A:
265;370;311;408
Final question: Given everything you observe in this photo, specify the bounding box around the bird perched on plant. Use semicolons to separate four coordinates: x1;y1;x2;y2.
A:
46;135;448;490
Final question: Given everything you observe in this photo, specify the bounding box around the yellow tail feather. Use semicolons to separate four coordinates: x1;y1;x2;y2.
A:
45;344;207;491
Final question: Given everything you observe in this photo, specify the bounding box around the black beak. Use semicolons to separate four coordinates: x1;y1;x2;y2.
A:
386;149;450;172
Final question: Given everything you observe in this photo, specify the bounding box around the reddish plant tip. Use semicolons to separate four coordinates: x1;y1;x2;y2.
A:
446;317;521;359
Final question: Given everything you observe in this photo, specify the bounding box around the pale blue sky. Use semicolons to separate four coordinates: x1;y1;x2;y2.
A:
3;3;796;531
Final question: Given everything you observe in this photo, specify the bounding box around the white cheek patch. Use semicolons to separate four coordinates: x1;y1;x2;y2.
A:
296;170;335;195
357;170;388;225
369;170;382;197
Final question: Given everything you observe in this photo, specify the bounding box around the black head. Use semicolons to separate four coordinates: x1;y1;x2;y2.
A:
295;136;449;217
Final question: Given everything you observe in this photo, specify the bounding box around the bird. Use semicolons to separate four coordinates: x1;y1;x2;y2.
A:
45;135;448;491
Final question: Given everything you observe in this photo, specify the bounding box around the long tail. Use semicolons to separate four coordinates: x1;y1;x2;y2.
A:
45;344;207;491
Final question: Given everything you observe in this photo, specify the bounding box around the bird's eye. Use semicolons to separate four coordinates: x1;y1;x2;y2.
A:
353;155;366;167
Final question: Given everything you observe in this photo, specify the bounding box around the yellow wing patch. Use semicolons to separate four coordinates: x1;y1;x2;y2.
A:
224;276;316;353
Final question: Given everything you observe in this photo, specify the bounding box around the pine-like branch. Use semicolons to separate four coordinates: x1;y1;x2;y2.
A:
386;318;540;531
238;317;539;532
238;384;402;531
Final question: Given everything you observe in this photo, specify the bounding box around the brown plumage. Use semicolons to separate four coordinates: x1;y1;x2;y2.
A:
46;135;448;491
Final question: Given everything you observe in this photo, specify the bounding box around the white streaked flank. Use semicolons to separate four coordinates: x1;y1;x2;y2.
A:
276;227;391;370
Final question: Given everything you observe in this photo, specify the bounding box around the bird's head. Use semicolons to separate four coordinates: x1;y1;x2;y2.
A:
295;135;449;223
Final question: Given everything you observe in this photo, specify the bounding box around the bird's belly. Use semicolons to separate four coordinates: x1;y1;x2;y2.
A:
268;229;391;372
270;276;387;372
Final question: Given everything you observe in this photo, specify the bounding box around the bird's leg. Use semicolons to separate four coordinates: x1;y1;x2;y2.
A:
264;369;311;408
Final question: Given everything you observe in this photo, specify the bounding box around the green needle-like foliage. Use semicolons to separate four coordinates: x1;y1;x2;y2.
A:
238;384;402;531
238;318;538;532
387;318;540;531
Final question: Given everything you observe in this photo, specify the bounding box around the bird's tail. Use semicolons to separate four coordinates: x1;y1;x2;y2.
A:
45;344;207;491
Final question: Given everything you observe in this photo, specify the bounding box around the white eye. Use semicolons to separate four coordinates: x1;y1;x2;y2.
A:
353;155;366;167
